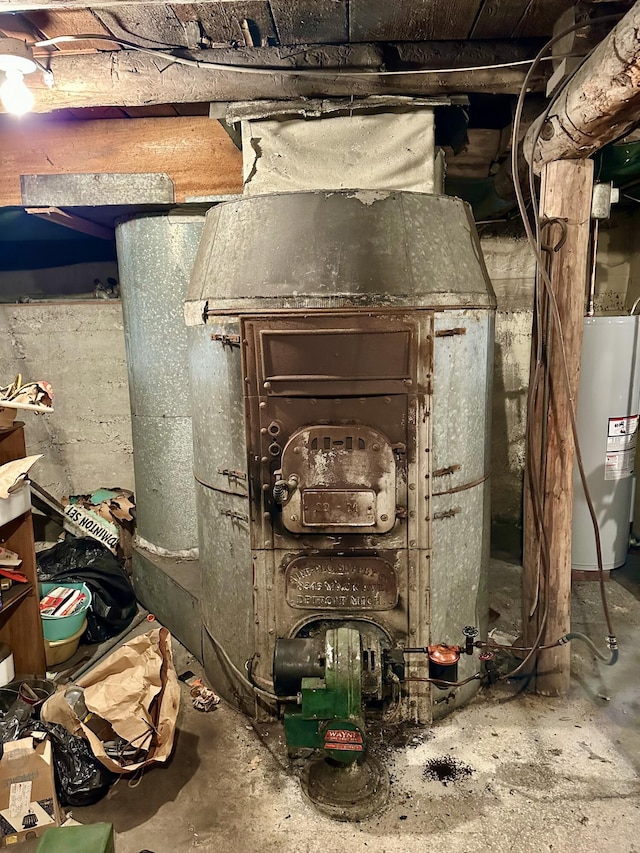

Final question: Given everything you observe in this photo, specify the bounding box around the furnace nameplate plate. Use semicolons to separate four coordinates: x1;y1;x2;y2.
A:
285;556;398;611
301;489;376;527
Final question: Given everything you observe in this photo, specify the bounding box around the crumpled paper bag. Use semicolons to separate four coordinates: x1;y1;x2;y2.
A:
41;627;180;774
0;455;42;499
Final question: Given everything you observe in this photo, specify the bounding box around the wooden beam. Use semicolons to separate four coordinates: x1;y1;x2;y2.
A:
2;42;548;113
0;115;242;205
525;3;640;171
0;0;267;8
24;206;114;238
522;158;593;696
444;128;504;178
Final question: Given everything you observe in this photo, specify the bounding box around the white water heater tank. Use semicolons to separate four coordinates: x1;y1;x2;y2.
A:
572;315;640;571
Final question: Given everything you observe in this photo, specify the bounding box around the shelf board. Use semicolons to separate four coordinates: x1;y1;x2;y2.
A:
0;583;32;616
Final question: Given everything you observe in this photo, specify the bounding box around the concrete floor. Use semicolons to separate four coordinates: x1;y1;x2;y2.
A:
27;556;640;852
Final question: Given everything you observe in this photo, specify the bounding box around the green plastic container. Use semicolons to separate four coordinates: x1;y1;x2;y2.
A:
36;822;114;852
39;582;92;642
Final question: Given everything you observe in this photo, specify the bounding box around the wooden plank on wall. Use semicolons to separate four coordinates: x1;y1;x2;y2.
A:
0;115;243;206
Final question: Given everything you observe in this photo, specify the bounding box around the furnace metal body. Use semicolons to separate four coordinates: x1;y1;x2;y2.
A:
185;190;495;724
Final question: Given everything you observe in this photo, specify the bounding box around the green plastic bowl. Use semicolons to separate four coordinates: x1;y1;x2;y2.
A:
39;582;92;642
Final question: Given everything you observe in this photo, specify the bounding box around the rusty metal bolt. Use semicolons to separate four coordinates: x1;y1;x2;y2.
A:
540;120;555;140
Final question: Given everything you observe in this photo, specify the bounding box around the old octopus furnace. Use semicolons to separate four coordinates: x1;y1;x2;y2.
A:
185;190;495;818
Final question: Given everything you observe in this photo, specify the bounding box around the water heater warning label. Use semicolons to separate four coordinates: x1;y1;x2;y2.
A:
605;416;638;480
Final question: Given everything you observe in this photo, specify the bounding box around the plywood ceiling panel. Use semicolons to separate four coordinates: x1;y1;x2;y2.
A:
470;0;532;38
0;12;47;49
22;8;117;52
269;0;347;45
93;3;189;48
350;0;484;41
174;1;276;46
512;0;575;37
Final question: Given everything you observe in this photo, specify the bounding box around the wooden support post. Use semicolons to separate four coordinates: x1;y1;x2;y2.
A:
522;158;594;696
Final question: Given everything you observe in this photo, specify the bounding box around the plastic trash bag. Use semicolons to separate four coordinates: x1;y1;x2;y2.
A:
37;538;137;642
22;721;117;806
0;716;21;745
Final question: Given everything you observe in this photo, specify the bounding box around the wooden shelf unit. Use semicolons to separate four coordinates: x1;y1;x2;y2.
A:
0;423;46;675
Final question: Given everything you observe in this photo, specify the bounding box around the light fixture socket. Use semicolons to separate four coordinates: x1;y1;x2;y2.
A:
0;38;37;75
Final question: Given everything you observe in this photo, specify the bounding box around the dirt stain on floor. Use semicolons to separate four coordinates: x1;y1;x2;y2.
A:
422;757;474;786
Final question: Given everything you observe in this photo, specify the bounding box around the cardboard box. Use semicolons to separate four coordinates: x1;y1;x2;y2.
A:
0;736;62;847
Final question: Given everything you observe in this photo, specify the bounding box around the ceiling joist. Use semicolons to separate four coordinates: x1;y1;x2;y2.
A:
2;41;549;114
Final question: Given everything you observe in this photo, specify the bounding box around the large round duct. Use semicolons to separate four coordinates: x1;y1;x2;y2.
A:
117;212;204;553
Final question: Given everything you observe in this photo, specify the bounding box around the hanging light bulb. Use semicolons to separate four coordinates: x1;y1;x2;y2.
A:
0;69;34;116
0;38;37;116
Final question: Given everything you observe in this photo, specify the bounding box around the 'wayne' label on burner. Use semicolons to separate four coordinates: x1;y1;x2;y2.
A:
285;556;398;611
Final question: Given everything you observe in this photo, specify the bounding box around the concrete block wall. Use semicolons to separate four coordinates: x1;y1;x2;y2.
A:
0;261;119;304
0;301;133;499
480;234;535;538
482;211;634;548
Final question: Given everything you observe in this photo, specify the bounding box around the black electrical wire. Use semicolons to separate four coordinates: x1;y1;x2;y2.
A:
403;674;483;688
476;639;562;653
204;627;296;705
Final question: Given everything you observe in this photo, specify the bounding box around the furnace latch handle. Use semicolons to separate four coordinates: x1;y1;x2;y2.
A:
273;472;299;506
